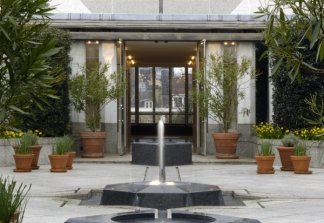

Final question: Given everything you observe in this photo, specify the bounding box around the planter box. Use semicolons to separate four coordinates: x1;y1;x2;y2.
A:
0;138;56;167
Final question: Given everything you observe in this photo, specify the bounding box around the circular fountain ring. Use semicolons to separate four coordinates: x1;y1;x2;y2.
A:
111;211;216;223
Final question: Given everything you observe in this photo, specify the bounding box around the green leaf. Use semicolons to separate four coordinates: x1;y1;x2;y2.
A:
316;40;324;62
0;109;6;122
8;106;29;115
271;58;283;75
310;20;321;49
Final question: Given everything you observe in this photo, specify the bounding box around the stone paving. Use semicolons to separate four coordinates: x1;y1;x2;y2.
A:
1;154;324;223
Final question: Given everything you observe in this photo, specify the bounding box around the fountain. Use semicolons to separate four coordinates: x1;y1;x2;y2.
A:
66;120;260;223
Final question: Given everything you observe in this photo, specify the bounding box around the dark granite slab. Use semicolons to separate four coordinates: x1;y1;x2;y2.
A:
65;210;261;223
131;142;192;166
100;181;224;209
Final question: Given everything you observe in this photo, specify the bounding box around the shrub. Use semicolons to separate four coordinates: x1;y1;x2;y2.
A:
272;36;324;130
281;132;299;147
19;28;72;137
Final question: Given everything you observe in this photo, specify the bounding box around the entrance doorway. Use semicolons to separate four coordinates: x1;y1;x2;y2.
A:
125;41;197;144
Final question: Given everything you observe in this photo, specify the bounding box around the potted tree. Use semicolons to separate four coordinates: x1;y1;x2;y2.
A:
12;134;34;172
48;135;74;172
191;51;257;159
69;62;126;158
277;132;299;171
255;140;275;174
291;141;312;174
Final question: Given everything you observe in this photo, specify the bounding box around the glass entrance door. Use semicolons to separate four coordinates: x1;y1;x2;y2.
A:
196;40;207;155
117;40;127;154
131;66;193;136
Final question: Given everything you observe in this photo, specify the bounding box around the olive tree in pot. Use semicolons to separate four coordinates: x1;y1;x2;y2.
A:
69;62;127;158
191;51;257;159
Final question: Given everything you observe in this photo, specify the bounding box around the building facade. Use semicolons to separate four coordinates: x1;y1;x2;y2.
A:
49;0;270;156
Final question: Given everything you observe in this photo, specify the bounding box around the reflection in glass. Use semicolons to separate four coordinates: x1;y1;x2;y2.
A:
139;115;153;123
138;67;153;113
130;67;136;114
172;115;185;124
131;115;135;123
171;67;186;117
155;67;169;114
188;67;193;114
155;115;169;123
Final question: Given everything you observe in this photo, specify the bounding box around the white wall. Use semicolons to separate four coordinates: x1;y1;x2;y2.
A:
69;41;86;124
100;41;118;124
205;42;222;125
237;42;256;125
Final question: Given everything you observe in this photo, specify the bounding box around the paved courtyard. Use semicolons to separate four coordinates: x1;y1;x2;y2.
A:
2;154;324;223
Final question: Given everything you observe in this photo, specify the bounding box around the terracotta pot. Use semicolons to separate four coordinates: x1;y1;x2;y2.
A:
277;146;294;171
13;154;34;172
9;211;19;223
66;151;76;170
255;155;275;174
291;156;312;174
48;154;68;172
29;145;42;169
79;132;106;158
212;132;240;159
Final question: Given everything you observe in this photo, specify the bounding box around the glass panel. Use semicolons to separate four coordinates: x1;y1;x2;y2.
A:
139;115;153;123
138;67;153;113
172;115;185;124
130;67;136;113
131;115;135;123
155;115;169;123
155;67;169;114
188;67;193;114
86;42;99;63
171;67;186;115
188;115;193;124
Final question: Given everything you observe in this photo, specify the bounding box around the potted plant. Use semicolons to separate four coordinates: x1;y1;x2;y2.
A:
69;62;127;158
21;131;42;170
191;51;257;159
65;137;76;170
255;140;275;174
48;135;73;172
291;141;312;174
12;134;34;172
277;132;299;171
0;176;31;223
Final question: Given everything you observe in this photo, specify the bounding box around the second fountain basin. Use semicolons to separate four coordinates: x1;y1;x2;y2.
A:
132;142;192;166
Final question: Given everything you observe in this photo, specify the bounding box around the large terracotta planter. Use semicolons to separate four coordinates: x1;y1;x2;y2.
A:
13;154;34;172
48;154;68;172
66;151;76;170
255;155;275;174
79;132;106;158
29;145;42;169
291;156;312;174
277;146;294;171
212;132;240;159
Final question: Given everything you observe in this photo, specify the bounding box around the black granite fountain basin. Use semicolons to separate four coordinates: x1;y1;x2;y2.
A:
100;181;224;209
131;142;192;166
65;210;261;223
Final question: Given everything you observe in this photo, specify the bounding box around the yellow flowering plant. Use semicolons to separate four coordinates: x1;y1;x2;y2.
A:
295;127;324;140
253;122;283;139
0;128;43;139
